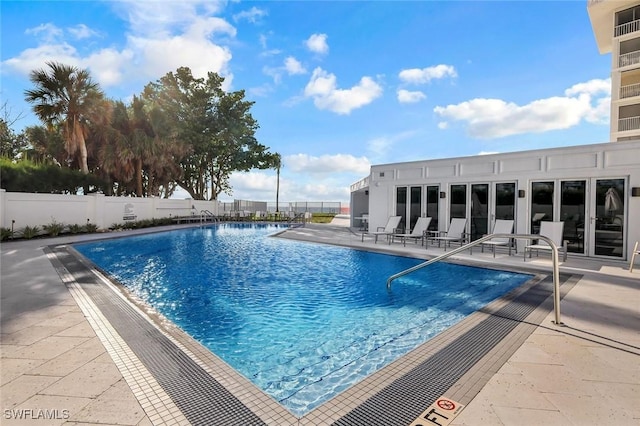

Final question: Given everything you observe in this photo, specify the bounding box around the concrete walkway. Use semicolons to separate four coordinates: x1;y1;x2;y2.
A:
1;223;639;425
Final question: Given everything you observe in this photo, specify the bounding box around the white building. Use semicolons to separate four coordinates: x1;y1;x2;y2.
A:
589;0;640;141
350;1;640;261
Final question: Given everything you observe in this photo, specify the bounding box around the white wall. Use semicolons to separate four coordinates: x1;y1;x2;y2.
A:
0;190;220;231
361;140;640;259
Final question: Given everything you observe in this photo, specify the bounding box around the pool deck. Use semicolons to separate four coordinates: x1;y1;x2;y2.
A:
1;221;639;425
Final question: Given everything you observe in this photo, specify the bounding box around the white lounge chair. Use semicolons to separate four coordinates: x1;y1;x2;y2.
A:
362;216;402;244
474;219;514;257
429;218;468;250
630;241;639;272
524;221;567;262
392;217;432;246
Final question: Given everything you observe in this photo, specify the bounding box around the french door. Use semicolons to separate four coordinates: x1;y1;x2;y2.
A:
395;186;422;232
590;178;625;257
530;178;626;258
396;185;441;233
452;182;516;242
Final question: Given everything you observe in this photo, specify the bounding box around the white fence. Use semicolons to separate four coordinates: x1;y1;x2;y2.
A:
0;189;220;231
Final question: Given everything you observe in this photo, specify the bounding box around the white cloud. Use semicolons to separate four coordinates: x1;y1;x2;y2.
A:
284;153;370;175
222;170;352;203
112;0;224;38
305;33;329;55
3;2;236;89
25;23;63;43
248;83;274;98
565;78;610;97
263;56;307;84
433;78;611;139
3;43;83;76
233;6;267;23
399;64;457;85
67;24;99;40
304;67;382;114
284;56;306;75
397;89;426;103
366;130;418;160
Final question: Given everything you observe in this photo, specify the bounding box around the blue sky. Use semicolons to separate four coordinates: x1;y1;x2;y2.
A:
1;1;611;204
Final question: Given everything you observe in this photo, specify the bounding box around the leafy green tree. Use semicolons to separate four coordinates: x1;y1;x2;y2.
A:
0;119;29;160
142;67;277;200
24;61;106;173
1;102;28;160
23;125;67;165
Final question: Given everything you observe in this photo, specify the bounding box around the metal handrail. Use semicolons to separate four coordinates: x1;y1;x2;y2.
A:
386;233;563;325
199;209;217;224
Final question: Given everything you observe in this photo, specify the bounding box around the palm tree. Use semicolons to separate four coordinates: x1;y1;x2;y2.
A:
272;153;282;212
25;61;105;174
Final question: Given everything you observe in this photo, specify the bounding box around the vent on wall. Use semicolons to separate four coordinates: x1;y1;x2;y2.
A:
379;172;385;177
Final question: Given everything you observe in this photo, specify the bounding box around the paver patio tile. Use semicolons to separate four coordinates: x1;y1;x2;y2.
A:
547;392;637;425
29;338;106;376
3;394;93;426
590;381;640;419
1;344;27;358
72;379;146;425
491;405;570;426
9;336;89;360
1;358;47;386
35;312;86;330
41;361;122;399
514;362;593;395
1;326;71;346
1;374;61;409
507;341;561;365
472;371;556;410
451;397;503;425
55;322;97;338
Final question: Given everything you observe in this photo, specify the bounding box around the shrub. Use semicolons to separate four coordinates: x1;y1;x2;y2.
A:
1;227;12;241
20;225;40;239
43;219;65;237
68;224;83;234
0;157;107;194
84;223;99;233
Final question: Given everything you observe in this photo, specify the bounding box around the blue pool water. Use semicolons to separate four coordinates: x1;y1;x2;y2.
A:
75;223;532;416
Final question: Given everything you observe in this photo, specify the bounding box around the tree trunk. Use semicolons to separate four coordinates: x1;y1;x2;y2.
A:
73;120;89;174
135;158;143;197
276;166;280;212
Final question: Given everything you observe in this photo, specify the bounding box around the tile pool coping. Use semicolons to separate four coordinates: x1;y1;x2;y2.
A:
44;225;579;426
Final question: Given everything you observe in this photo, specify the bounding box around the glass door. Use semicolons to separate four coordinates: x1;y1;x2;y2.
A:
470;184;489;241
426;185;439;231
409;186;422;231
396;187;407;232
494;183;516;222
450;184;467;219
396;186;423;233
560;180;586;254
530;181;554;233
590;178;626;257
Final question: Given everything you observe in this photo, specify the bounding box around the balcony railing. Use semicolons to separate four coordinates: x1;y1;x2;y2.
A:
620;82;640;99
619;50;640;68
618;115;640;132
615;19;640;37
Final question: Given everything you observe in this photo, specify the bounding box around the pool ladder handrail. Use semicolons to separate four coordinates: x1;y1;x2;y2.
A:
200;209;217;224
386;233;563;325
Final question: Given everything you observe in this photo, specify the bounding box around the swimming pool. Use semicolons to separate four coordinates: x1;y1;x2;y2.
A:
75;223;533;416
